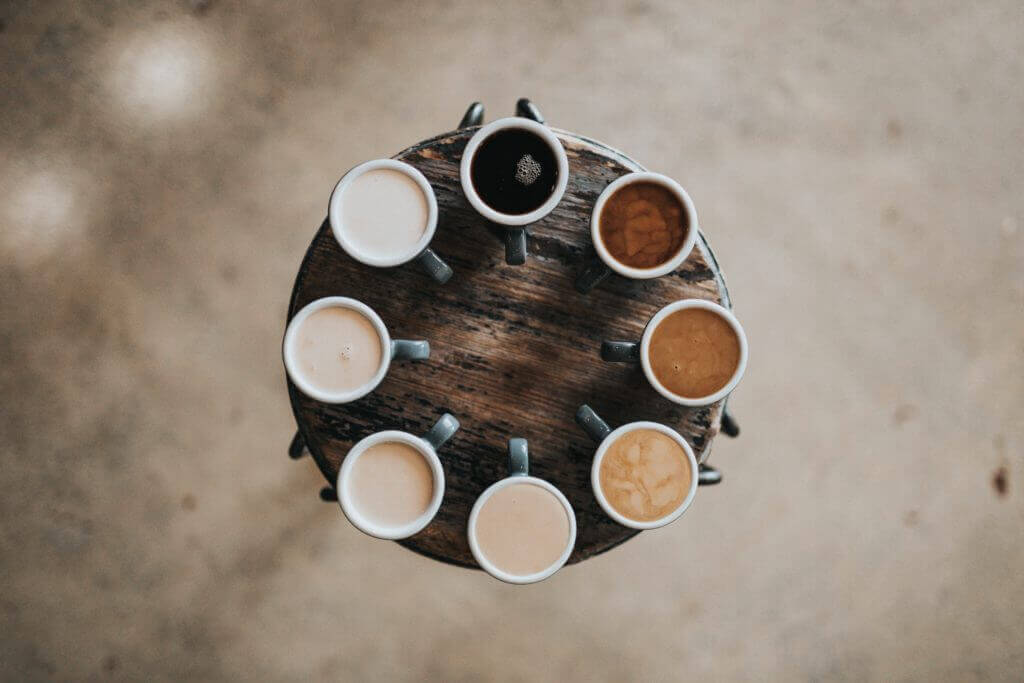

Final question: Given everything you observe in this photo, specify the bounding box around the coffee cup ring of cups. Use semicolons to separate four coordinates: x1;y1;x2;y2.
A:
590;421;699;530
459;117;570;226
336;414;458;540
467;439;577;584
592;171;699;280
282;296;429;404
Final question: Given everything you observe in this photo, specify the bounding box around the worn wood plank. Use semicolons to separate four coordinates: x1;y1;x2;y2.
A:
286;127;732;568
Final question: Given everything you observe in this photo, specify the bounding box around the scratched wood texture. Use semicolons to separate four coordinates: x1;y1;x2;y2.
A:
286;126;733;568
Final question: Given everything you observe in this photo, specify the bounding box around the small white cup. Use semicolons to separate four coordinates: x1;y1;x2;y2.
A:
328;159;452;283
467;439;576;584
459;117;570;264
575;405;699;530
576;172;699;293
336;413;458;540
602;298;748;407
282;296;429;404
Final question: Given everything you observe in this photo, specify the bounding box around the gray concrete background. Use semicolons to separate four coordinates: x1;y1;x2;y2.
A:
1;0;1022;680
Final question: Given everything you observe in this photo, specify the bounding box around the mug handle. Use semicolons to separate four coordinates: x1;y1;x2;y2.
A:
416;248;453;284
575;404;612;443
698;464;722;486
505;227;527;265
600;340;640;362
508;438;529;476
423;413;460;450
575;259;612;293
391;339;430;361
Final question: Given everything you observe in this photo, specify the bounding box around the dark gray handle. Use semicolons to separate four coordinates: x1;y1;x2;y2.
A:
575;404;612;443
601;340;640;362
505;228;527;265
288;432;307;459
423;413;460;450
698;464;722;486
575;259;612;293
416;248;453;284
459;101;484;129
508;438;529;476
515;98;545;124
390;339;430;361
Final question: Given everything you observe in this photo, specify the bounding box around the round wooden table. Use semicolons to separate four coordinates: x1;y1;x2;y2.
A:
286;101;736;569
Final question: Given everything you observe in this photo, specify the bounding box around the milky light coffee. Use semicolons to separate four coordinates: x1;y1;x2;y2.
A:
339;168;428;261
349;441;434;528
473;481;572;577
291;305;383;396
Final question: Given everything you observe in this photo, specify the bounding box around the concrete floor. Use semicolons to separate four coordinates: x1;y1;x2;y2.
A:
2;0;1022;680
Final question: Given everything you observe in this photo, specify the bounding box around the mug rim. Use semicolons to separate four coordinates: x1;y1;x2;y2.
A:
328;159;439;267
336;430;445;540
282;296;392;404
590;421;699;530
590;171;699;279
459;117;570;226
639;298;749;406
467;475;577;584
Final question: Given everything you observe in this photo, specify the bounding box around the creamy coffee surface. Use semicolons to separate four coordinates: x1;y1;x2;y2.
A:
474;482;570;576
341;168;428;260
292;306;383;395
599;428;692;522
599;181;688;269
350;441;434;528
649;307;741;399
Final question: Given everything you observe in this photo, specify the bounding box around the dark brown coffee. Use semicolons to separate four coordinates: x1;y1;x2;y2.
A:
649;307;740;398
470;128;558;215
598;181;688;269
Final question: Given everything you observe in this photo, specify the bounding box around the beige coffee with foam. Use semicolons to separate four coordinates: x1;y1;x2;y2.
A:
291;306;383;395
349;441;434;528
341;168;428;260
599;428;692;522
473;482;571;576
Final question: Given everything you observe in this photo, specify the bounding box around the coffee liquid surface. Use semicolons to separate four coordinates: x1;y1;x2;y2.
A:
599;181;688;269
649;307;740;399
350;441;434;528
599;429;692;522
470;128;558;215
292;306;383;395
341;168;428;260
474;482;570;577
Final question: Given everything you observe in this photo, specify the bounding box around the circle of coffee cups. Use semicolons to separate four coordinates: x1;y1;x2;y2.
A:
336;413;458;540
459;117;569;226
602;299;748;407
328;159;452;283
467;439;576;584
282;296;429;404
576;172;698;293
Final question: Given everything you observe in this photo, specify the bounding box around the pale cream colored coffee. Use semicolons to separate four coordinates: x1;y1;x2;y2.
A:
474;482;570;576
349;441;434;528
341;168;428;260
292;306;383;395
599;428;692;522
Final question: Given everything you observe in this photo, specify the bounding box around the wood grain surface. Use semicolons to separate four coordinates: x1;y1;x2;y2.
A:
286;126;733;568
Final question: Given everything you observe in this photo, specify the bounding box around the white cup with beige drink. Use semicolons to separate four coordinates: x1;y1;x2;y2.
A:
329;159;453;283
467;439;576;584
283;296;430;404
575;404;701;530
601;299;748;407
336;413;459;540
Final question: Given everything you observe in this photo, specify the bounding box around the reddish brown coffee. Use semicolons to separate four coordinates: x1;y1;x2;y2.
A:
598;181;688;269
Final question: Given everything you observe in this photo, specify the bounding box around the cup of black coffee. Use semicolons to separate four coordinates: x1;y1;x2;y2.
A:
459;117;569;265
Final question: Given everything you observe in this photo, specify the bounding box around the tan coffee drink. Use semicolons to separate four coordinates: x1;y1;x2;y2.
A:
473;482;571;577
599;428;692;523
648;307;741;399
340;168;428;260
349;441;434;528
291;306;383;395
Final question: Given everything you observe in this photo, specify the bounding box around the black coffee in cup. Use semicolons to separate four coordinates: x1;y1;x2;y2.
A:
469;128;559;215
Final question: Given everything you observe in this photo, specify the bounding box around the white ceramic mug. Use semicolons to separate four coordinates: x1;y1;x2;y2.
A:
282;296;429;404
601;298;748;407
459;117;569;265
329;159;452;283
575;404;701;530
576;172;699;293
336;413;458;540
467;439;576;584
